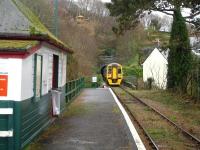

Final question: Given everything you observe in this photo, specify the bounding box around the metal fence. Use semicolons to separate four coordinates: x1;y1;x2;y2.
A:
0;78;85;150
83;75;103;88
65;78;84;102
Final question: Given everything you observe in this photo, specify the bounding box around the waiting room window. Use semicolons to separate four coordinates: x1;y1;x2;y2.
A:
34;54;43;98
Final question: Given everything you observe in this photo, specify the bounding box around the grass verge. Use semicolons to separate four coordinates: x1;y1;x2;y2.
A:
130;89;200;138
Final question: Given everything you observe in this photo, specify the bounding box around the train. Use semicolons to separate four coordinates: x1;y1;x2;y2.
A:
101;63;123;86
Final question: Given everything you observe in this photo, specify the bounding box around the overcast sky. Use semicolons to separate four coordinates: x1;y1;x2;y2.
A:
74;0;111;3
101;0;111;2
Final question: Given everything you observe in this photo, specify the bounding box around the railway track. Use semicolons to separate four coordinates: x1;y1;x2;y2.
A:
112;86;200;150
111;87;159;150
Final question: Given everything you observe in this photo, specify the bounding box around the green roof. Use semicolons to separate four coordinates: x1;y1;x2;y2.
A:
0;40;39;50
12;0;71;49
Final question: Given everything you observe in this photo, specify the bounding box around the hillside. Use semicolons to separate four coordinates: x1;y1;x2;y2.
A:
19;0;172;79
20;0;113;77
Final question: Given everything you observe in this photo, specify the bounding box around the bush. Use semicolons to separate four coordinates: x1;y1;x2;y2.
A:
123;65;142;78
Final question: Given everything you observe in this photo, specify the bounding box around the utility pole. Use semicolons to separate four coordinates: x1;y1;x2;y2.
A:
198;57;200;102
54;0;59;37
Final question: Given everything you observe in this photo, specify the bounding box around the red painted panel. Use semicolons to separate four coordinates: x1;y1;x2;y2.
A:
0;75;8;96
0;44;42;59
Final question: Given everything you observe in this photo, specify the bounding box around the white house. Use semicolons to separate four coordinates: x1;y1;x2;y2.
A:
143;48;168;89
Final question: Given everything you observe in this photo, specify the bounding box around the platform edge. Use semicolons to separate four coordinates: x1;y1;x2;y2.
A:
109;88;146;150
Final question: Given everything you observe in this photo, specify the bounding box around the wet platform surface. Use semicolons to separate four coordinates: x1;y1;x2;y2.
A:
38;88;138;150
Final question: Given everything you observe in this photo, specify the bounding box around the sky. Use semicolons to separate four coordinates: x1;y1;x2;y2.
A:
74;0;111;2
101;0;111;2
74;0;111;3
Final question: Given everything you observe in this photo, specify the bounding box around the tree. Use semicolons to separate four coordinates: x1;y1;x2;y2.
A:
106;0;200;34
106;0;200;93
167;8;192;92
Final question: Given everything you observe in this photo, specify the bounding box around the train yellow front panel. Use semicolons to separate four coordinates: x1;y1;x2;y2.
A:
104;63;123;86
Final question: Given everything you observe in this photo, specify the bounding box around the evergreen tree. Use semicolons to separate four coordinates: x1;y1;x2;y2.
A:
167;8;192;92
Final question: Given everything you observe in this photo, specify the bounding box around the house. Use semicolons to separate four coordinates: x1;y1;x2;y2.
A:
0;0;78;150
143;48;168;89
192;42;200;56
143;43;200;90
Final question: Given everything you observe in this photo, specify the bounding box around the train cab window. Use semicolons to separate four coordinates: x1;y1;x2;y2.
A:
108;67;112;74
118;68;121;74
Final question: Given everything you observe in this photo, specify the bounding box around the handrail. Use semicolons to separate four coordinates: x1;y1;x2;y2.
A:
65;77;84;102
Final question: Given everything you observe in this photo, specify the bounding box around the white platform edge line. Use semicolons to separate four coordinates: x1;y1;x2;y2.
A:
109;88;146;150
0;108;13;115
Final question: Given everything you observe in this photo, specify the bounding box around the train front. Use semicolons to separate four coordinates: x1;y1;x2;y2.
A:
101;63;123;86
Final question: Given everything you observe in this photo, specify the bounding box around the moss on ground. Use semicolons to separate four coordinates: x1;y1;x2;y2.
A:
24;100;86;150
112;106;120;114
24;122;62;150
63;100;95;117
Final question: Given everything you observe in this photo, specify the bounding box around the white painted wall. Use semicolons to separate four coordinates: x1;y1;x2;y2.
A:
143;48;168;89
20;43;68;100
61;54;67;86
0;58;22;101
21;55;34;100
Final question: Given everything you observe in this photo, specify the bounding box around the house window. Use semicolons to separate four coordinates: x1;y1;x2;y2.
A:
34;54;43;99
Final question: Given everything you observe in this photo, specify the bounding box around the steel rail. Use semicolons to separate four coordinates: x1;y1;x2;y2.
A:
120;86;200;147
111;88;159;150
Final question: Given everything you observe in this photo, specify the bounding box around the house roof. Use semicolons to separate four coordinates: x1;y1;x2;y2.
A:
0;33;73;53
0;0;73;53
0;39;42;58
142;48;168;65
191;41;200;56
0;40;39;51
192;49;200;56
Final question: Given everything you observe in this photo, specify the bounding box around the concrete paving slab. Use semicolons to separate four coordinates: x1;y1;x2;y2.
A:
39;88;139;150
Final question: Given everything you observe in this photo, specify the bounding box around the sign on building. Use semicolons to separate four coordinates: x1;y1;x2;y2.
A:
92;76;97;83
0;75;8;96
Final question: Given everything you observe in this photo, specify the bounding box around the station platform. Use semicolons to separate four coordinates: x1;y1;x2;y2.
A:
38;88;145;150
